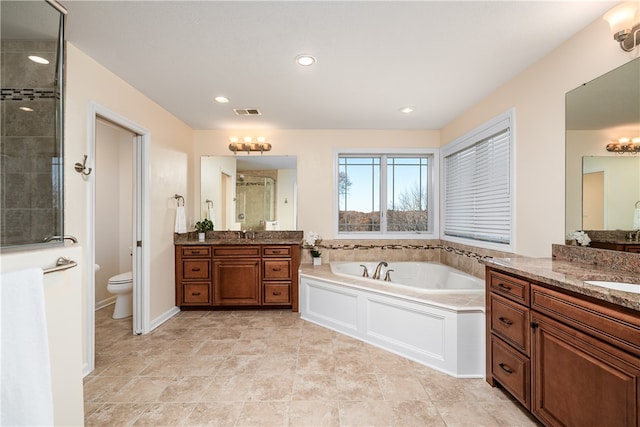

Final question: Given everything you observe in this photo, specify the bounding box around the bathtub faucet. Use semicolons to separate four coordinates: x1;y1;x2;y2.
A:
372;261;388;280
359;265;369;278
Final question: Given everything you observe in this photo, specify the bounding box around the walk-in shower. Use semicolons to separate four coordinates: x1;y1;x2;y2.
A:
1;0;66;248
235;171;276;230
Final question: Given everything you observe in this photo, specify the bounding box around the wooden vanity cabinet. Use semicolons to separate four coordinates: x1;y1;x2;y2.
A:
175;243;300;310
486;269;532;409
486;267;640;426
213;246;260;306
589;241;640;253
175;246;212;306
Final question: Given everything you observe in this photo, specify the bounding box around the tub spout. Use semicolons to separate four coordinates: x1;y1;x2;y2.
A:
359;265;369;278
372;261;388;280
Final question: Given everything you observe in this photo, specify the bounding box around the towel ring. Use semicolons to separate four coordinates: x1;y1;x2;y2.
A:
174;194;185;206
636;201;640;208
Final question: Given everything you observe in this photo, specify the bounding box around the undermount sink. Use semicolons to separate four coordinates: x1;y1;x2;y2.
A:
584;280;640;294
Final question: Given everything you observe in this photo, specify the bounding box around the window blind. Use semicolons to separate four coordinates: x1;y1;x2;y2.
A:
444;128;511;244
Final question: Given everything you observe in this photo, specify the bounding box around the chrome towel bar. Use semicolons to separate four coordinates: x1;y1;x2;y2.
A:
43;257;77;275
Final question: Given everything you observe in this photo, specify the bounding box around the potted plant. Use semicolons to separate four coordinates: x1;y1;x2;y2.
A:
304;231;323;265
195;218;214;241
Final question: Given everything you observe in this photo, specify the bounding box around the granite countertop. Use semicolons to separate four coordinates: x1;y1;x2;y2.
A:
174;231;303;246
484;257;640;312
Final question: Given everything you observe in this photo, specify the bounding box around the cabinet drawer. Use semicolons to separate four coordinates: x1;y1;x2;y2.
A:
264;283;291;304
531;284;640;357
263;260;291;280
212;246;261;257
263;246;291;257
488;270;530;306
491;337;530;409
181;246;211;257
182;283;210;304
182;260;210;279
490;294;530;355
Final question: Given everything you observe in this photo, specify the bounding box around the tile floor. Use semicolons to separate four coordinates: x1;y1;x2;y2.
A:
84;307;541;426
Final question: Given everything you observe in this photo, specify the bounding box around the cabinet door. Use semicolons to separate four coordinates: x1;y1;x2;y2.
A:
213;259;260;305
532;312;640;427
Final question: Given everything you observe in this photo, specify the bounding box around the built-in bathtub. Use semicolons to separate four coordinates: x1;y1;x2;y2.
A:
330;261;485;293
299;261;485;378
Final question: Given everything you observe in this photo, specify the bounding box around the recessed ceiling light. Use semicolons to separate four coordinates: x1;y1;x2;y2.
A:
28;55;49;64
399;106;416;114
19;106;34;112
295;54;316;66
214;96;230;103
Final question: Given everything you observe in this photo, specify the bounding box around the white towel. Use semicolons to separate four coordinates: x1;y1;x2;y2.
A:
175;205;187;233
634;208;640;230
1;268;54;426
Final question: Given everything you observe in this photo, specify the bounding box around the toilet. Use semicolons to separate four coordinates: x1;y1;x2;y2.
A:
107;271;133;319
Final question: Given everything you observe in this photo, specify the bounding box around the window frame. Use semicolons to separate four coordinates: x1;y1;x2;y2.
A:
440;109;515;252
333;148;439;240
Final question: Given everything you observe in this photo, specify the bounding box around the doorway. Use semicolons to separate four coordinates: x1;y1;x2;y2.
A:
84;102;150;376
583;171;605;230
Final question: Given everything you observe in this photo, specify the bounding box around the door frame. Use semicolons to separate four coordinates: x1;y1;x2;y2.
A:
84;102;150;376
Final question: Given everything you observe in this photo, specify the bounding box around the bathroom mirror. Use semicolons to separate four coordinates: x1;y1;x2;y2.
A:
565;58;640;236
1;0;66;248
200;156;297;231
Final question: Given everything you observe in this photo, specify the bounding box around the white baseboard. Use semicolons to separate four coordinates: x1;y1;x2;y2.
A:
95;296;116;311
149;306;180;332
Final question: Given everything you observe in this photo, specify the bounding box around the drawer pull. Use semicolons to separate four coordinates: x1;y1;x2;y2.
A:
273;250;281;254
498;283;512;292
498;317;513;326
498;363;514;374
191;292;201;296
272;291;282;296
192;251;201;254
191;268;201;272
272;267;282;272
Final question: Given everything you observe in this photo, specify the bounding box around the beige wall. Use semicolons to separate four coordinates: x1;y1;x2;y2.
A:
441;17;638;257
192;130;441;240
65;43;194;345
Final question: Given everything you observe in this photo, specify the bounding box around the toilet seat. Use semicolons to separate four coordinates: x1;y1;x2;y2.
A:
108;271;132;285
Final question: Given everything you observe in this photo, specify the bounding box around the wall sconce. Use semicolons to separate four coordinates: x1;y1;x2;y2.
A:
228;136;272;154
603;2;640;52
606;137;640;154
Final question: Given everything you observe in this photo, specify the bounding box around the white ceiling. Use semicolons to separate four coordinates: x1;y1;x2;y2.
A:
62;1;618;130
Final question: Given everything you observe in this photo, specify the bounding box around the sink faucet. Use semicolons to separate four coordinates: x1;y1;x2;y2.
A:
372;261;388;280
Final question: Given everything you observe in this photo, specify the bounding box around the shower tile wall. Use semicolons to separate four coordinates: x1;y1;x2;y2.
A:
1;40;60;246
236;170;277;230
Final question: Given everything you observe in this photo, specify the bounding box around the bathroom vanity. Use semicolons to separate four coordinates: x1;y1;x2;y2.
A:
485;251;640;427
174;232;302;311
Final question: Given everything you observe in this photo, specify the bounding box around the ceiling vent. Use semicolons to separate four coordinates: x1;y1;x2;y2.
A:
233;109;261;116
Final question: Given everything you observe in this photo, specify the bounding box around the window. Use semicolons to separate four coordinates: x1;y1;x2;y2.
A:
336;151;436;237
441;110;513;249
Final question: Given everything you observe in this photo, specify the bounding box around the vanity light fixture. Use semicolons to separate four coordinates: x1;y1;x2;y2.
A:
295;54;316;66
28;55;49;64
228;136;272;155
603;2;640;52
606;137;640;154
